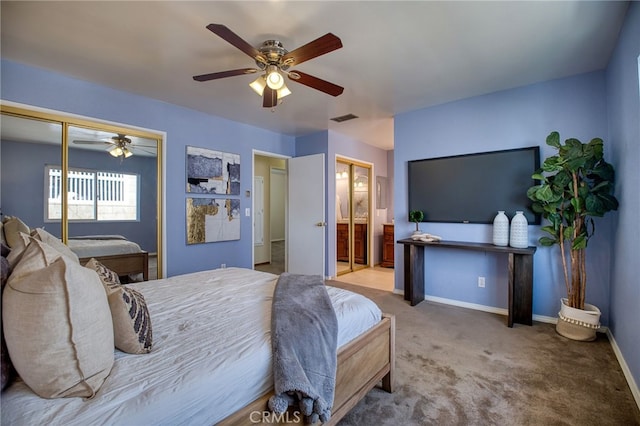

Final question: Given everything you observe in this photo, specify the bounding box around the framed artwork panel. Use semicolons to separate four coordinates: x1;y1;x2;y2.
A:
186;197;240;244
186;146;240;195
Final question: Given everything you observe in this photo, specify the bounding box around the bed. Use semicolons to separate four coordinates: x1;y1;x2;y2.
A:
1;216;150;282
1;264;394;425
69;235;149;281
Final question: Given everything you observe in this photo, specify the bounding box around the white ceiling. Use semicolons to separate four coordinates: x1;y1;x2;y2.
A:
0;1;629;150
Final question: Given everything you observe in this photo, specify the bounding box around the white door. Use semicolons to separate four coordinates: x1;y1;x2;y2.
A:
287;154;325;276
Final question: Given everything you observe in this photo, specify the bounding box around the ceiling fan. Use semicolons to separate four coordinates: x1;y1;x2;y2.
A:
193;23;344;108
73;134;156;158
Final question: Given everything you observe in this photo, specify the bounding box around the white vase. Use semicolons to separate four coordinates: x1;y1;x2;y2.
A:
492;211;509;246
509;211;528;248
556;298;601;341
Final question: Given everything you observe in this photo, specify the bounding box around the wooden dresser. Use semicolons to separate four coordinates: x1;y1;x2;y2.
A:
353;223;367;264
337;223;349;261
336;222;368;264
381;224;394;267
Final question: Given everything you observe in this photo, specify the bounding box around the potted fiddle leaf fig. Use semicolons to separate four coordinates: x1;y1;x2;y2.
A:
409;210;424;234
527;131;618;341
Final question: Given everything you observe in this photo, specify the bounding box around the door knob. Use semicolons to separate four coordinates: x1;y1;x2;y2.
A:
315;221;327;227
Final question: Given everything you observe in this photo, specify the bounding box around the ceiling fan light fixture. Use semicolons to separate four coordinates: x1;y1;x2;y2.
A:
249;75;266;96
265;65;284;90
277;84;291;99
194;25;344;108
110;146;123;157
109;143;133;158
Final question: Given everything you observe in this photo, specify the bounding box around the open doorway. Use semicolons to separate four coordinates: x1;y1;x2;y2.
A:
253;153;287;275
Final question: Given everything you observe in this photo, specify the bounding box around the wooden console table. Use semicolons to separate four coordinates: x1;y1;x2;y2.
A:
397;239;536;327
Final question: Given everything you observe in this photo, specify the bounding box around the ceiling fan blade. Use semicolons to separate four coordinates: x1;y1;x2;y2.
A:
288;71;344;97
131;146;157;155
193;68;258;82
73;139;112;145
263;87;277;108
281;33;342;66
206;23;263;61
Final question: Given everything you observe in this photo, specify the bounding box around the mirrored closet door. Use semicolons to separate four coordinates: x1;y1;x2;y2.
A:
1;105;163;280
335;158;371;276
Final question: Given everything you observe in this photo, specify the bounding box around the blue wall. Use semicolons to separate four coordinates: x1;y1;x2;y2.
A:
605;1;640;397
1;59;296;276
394;71;612;321
2;141;62;236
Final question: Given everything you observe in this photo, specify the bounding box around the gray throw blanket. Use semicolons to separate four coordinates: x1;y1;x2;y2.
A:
268;273;338;424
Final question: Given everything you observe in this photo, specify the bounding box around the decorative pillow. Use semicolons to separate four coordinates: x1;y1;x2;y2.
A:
2;238;114;398
5;235;63;282
4;231;29;269
86;258;153;354
30;227;80;264
1;243;17;391
2;216;29;249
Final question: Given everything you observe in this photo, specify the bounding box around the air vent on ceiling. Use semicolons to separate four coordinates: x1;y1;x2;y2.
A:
330;113;358;123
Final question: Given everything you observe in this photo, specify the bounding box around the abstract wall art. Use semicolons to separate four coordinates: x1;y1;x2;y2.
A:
186;197;240;244
186;146;240;195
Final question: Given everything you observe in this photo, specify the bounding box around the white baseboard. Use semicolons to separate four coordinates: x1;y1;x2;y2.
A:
606;329;640;411
425;295;509;316
532;314;558;324
392;290;557;324
392;289;639;411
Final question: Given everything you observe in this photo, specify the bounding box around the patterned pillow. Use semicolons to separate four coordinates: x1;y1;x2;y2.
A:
85;258;153;354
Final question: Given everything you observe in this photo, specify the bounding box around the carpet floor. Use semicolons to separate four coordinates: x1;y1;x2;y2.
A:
327;281;640;426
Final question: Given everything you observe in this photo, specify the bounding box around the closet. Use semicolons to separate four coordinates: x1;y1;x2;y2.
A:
0;104;164;279
335;158;371;275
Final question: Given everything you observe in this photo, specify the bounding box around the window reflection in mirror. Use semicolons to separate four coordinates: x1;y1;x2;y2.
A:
67;125;158;279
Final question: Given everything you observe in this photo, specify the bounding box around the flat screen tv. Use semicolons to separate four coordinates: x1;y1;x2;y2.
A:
408;147;540;224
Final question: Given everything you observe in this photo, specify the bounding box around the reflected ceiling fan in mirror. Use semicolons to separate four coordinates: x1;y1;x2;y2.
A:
193;24;344;108
73;134;156;158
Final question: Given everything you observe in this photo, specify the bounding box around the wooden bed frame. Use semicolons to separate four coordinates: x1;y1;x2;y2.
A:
79;251;149;281
219;313;395;425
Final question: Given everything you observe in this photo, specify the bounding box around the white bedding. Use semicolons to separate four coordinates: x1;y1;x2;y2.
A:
1;267;382;426
67;237;142;258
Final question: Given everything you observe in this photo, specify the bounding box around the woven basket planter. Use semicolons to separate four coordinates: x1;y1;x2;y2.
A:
556;298;601;341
